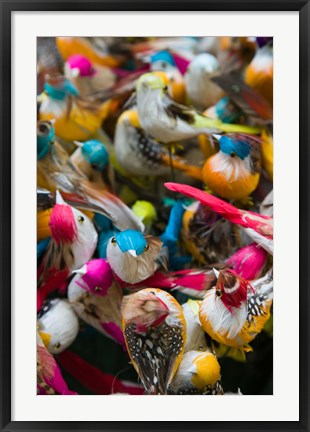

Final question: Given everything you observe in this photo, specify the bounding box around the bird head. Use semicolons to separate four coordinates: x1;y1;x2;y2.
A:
136;72;169;92
72;258;114;296
122;288;170;333
110;229;148;258
219;135;251;159
151;50;176;70
78;139;109;171
37;120;55;160
44;74;79;100
49;191;97;249
37;299;79;354
65;54;96;78
189;351;221;389
213;268;251;311
187;53;220;76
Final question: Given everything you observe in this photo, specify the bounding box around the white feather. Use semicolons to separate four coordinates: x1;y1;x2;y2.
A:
201;288;247;339
37;299;79;354
210;152;253;181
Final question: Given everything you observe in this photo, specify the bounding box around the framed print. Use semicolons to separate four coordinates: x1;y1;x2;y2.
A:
1;0;309;431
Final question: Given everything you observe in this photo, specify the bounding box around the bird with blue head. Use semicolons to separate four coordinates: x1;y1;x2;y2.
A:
202;134;261;201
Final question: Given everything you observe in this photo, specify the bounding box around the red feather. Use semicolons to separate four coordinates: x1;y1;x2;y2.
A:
49;204;77;244
56;350;144;395
164;182;273;238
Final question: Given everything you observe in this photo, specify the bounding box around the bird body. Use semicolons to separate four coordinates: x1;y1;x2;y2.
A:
37;299;79;354
65;54;116;97
169;349;222;395
68;259;125;347
114;108;202;179
202;135;260;200
122;288;186;394
37;191;98;310
199;269;273;349
185;53;224;110
106;229;166;284
135;73;260;145
245;44;273;106
39;76;111;142
182;300;207;352
37;333;77;395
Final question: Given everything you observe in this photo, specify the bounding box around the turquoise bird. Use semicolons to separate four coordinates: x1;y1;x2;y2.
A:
106;229;167;284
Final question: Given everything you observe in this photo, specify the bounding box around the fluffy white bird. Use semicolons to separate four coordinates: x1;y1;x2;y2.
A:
185;53;224;110
37;299;79;354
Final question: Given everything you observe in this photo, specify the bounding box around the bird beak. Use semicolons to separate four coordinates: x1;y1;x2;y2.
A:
37;92;47;103
49;118;56;125
55;190;66;205
213;268;220;279
212;134;222;141
72;265;87;276
73;141;83;148
38;331;51;348
128;250;137;258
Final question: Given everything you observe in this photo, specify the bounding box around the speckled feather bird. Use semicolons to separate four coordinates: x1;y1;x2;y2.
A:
122;288;186;394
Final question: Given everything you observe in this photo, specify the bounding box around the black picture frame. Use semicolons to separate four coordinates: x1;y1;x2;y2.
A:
1;1;309;431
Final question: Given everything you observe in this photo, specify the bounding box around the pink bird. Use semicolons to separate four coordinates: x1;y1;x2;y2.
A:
67;259;125;348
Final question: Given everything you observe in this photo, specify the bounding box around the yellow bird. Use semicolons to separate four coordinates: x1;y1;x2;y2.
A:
199;269;273;351
38;75;111;142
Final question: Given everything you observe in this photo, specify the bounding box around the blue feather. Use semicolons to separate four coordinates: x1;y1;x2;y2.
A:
151;50;176;67
81;140;109;171
115;230;147;256
219;135;251;159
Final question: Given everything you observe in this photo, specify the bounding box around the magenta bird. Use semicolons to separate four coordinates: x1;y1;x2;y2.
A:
67;258;125;348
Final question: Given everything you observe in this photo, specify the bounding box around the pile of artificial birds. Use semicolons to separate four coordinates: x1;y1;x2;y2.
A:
37;36;273;396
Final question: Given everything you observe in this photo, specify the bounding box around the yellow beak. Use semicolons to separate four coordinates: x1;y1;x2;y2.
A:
38;331;51;348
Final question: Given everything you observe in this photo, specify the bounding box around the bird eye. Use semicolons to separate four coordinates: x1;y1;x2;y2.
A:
144;244;149;251
216;289;222;298
91;164;98;170
78;216;85;223
230;152;236;157
95;286;102;292
111;237;117;245
54;342;61;350
163;85;168;91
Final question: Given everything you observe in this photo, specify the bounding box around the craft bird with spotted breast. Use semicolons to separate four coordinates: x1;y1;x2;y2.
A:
122;288;186;395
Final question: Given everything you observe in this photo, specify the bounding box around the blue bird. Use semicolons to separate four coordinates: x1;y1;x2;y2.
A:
106;229;167;284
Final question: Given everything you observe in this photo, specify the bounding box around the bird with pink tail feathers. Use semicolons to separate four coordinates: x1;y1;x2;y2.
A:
37;333;78;395
165;182;273;255
67;258;125;348
37;191;98;311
